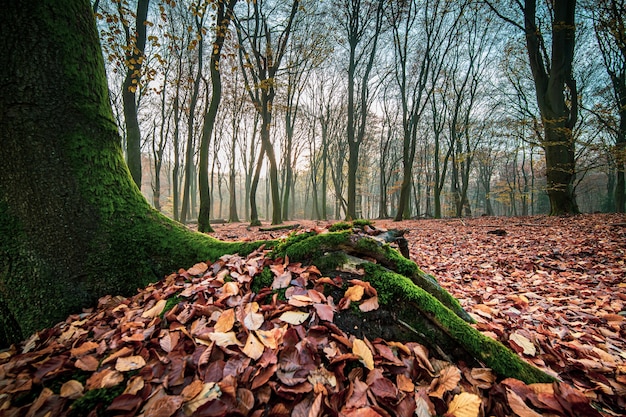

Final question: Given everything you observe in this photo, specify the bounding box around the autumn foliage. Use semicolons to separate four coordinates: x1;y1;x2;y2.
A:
0;215;624;416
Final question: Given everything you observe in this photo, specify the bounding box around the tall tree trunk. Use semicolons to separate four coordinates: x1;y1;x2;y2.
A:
524;0;579;215
198;0;238;232
121;0;150;189
0;0;258;345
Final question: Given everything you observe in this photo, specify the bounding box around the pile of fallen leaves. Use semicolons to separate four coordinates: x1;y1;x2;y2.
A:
0;224;612;417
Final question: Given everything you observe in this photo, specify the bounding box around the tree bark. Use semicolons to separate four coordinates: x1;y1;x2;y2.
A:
120;0;150;189
198;0;238;233
0;0;259;346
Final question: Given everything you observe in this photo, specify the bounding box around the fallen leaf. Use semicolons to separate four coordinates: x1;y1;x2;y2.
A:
115;355;146;372
345;285;365;302
183;382;222;415
242;332;265;360
279;310;310;325
208;331;243;347
430;365;461;398
506;388;542;417
142;299;167;318
352;338;374;370
359;296;379;312
60;380;83;399
214;308;235;333
509;332;537;356
446;392;481;417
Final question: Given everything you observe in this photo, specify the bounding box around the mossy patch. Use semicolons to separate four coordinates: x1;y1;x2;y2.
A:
357;263;554;384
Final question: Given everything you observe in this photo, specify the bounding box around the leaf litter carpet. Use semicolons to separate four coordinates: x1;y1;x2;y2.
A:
0;214;624;416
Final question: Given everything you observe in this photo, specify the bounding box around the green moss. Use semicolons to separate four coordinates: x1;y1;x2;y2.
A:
282;231;351;261
251;267;273;293
352;219;372;227
69;384;126;417
359;263;554;384
270;231;317;259
328;222;352;232
312;251;348;272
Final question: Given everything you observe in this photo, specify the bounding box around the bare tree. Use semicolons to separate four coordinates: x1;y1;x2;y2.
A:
234;0;300;225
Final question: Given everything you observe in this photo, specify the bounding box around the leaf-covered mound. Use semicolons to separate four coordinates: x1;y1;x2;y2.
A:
0;238;604;417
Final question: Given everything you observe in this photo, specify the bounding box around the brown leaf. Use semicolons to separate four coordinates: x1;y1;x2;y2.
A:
60;380;83;399
70;341;99;357
313;303;334;321
115;355;146;372
430;365;461;398
141;394;183;417
359;296;379;312
506;388;542;417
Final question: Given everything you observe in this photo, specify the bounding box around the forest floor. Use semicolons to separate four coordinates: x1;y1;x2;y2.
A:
208;213;626;414
2;214;624;416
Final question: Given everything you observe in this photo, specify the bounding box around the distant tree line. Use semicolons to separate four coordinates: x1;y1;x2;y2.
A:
95;0;626;223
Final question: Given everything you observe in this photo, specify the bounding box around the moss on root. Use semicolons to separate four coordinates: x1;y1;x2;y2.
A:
267;229;554;385
358;263;554;384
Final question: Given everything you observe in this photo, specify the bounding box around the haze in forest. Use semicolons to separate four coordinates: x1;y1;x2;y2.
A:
96;0;626;224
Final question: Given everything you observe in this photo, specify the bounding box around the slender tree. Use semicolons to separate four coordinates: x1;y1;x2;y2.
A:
234;0;301;225
341;0;385;220
197;0;238;232
591;0;626;212
121;0;150;188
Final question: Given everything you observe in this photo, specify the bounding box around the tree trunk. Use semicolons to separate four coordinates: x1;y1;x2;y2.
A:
0;0;260;346
198;0;237;233
524;0;580;215
120;0;149;189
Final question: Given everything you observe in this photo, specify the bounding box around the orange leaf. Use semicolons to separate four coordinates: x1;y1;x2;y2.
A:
430;365;461;398
352;338;374;370
214;308;235;332
242;332;265;360
344;285;364;302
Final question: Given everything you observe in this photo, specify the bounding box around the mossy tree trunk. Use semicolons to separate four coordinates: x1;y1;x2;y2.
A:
0;0;260;347
0;0;553;386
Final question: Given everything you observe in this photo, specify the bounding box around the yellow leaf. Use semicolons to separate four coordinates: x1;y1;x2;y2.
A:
255;327;284;349
352;338;374;370
344;285;364;302
279;310;310;325
183;382;221;415
446;392;481;417
208;331;243;347
60;380;83;399
115;355;146;372
142;299;167;318
242;332;265;360
222;281;240;296
509;332;536;356
214;308;235;332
